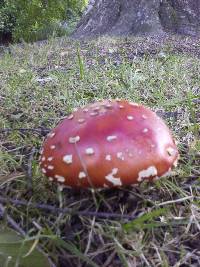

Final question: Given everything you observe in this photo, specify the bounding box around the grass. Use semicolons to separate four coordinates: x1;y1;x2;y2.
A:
0;34;199;266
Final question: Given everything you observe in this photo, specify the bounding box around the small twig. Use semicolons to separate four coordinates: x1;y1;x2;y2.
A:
0;196;136;220
156;196;193;206
0;203;26;235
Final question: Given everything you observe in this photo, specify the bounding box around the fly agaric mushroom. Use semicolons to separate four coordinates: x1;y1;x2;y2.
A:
39;100;179;188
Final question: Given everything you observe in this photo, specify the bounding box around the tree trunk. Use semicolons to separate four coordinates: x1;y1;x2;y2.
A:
72;0;200;38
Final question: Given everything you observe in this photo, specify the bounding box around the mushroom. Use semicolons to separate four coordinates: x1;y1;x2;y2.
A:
40;100;179;188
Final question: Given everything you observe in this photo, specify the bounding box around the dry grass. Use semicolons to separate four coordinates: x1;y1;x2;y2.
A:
0;34;199;267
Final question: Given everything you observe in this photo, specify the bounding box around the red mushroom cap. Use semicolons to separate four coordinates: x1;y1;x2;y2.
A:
40;100;179;188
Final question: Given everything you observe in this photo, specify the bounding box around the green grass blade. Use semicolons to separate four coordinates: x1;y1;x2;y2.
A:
123;208;167;232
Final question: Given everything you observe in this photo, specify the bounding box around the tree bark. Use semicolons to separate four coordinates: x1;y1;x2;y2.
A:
72;0;200;38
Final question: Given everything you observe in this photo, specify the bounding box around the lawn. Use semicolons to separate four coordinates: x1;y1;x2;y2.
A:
0;35;200;267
